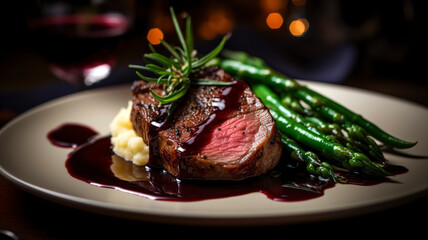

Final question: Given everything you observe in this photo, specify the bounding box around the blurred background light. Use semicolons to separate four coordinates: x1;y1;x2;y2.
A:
84;63;111;86
260;0;287;12
266;12;284;29
289;18;309;36
147;27;164;45
198;9;234;40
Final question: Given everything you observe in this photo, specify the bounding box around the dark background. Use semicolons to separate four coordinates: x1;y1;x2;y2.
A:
1;1;427;239
1;0;426;119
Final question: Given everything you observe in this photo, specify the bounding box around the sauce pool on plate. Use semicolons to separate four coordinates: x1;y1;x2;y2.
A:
47;123;407;202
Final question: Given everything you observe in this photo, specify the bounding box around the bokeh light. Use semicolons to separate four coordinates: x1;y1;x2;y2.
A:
147;28;164;45
289;18;309;37
266;12;284;29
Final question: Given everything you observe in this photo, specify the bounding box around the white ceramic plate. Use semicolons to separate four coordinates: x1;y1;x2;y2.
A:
1;82;427;226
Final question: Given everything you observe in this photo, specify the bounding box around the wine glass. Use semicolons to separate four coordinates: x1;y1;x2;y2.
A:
30;0;135;86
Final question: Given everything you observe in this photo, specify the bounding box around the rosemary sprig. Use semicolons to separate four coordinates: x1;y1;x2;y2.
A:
129;7;232;104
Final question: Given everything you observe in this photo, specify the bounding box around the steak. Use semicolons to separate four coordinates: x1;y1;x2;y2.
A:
131;66;282;180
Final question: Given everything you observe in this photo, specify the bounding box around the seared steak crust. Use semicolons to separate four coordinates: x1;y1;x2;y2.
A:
131;67;281;180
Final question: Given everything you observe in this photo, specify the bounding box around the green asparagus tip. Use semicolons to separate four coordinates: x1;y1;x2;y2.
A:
395;140;418;149
318;166;338;182
349;153;393;177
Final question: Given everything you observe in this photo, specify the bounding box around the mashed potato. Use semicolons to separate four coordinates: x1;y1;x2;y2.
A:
110;101;149;166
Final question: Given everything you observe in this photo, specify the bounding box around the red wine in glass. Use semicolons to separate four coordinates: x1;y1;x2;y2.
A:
31;13;130;86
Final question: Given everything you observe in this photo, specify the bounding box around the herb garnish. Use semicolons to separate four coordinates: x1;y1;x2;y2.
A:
129;7;231;104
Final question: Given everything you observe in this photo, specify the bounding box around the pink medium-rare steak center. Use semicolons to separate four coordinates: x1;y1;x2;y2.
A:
199;112;272;164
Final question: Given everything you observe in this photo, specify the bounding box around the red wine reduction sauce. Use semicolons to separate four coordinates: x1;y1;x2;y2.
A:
47;123;98;148
47;122;407;202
